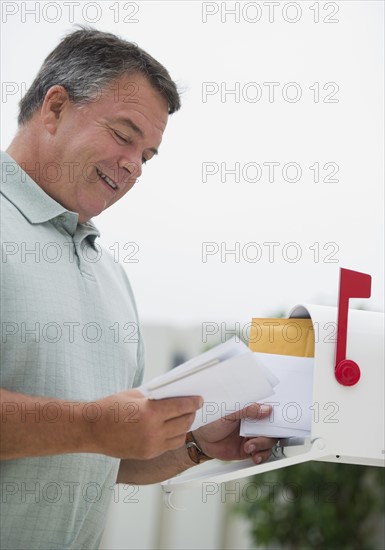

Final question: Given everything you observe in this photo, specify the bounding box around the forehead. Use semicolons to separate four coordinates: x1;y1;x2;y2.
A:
96;73;169;134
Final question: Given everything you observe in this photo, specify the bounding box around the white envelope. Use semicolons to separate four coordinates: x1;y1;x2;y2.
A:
241;353;314;438
139;338;277;430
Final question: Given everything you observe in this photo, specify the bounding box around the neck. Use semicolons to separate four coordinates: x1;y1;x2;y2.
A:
6;122;44;186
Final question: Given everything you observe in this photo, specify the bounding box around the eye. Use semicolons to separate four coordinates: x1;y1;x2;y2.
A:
111;127;150;166
113;129;131;144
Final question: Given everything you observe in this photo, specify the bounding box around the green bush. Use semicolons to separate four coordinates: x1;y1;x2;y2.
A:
235;461;385;549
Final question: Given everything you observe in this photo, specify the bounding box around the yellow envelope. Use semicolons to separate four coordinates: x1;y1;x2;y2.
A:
249;318;314;358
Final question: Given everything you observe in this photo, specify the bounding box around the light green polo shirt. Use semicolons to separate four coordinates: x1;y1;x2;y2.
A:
0;151;144;549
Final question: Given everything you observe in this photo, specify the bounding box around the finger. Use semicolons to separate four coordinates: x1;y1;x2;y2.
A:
222;403;272;422
250;447;273;465
243;403;272;420
164;411;197;437
153;396;203;420
123;389;146;399
164;432;189;452
244;437;278;454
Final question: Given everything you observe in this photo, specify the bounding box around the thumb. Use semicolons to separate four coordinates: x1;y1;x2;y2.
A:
223;403;272;422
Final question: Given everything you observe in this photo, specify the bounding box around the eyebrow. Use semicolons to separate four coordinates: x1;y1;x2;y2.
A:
113;117;159;156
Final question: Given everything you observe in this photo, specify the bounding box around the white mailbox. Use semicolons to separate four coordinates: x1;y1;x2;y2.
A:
161;269;384;496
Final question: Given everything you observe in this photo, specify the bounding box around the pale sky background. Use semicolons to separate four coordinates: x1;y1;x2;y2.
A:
1;1;384;326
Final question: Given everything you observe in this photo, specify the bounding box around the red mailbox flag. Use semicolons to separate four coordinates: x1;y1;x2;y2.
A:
335;268;371;386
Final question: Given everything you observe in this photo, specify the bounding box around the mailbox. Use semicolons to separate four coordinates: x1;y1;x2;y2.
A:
161;269;384;496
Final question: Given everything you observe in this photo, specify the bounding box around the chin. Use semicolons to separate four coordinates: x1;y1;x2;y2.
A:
79;201;109;222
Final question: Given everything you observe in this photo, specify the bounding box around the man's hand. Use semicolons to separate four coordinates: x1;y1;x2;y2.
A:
192;403;277;465
116;401;277;485
0;388;202;461
92;390;203;460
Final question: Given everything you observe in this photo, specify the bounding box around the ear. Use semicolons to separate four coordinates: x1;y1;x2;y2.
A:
40;85;71;135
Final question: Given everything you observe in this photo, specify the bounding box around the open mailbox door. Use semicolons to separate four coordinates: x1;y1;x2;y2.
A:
161;269;384;495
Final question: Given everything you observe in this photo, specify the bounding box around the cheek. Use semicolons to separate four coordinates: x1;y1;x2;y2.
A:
67;141;113;176
63;123;107;153
55;121;118;174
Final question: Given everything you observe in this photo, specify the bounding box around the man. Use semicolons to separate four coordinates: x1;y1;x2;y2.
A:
1;28;275;549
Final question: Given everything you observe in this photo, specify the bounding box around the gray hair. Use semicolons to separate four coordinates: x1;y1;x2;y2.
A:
18;27;181;125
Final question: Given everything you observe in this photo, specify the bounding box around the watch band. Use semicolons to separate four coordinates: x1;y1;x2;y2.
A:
185;431;212;464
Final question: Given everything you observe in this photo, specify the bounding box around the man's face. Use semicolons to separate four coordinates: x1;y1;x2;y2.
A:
41;73;169;223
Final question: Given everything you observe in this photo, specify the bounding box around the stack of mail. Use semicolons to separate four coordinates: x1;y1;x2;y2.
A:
241;318;314;439
139;337;277;431
140;318;314;437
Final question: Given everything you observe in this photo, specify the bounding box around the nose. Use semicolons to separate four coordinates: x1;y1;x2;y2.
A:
120;155;142;180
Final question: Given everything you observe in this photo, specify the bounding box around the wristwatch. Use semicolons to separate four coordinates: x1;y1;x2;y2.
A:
185;431;212;464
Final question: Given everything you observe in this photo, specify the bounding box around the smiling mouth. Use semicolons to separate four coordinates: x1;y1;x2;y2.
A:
96;168;118;191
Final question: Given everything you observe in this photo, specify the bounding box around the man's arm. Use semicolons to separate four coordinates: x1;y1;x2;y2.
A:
0;388;93;459
117;444;194;485
1;388;276;484
117;404;277;485
0;388;202;461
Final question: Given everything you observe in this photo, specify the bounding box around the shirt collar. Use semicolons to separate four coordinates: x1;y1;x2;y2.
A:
1;151;101;242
